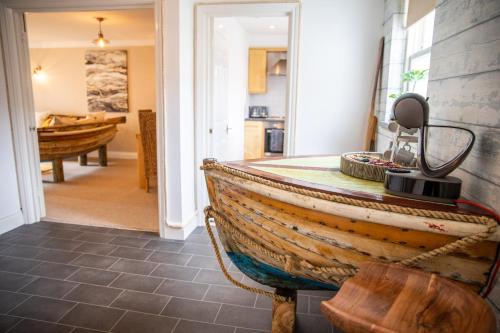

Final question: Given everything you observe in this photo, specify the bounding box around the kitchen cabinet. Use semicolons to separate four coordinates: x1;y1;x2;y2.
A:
248;48;288;94
248;49;267;94
244;121;265;159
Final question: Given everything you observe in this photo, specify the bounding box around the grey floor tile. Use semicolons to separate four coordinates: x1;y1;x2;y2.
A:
73;242;117;256
111;290;170;314
59;303;124;331
0;244;10;251
10;296;75;322
27;262;79;279
0;256;40;273
109;237;148;248
144;239;184;253
295;314;333;333
40;238;83;251
110;273;163;293
254;294;272;309
111;311;177;333
204;285;256;307
0;245;44;259
20;277;78;298
108;258;158;275
10;235;50;247
69;254;118;269
45;229;82;240
194;269;242;286
108;246;152;260
72;328;107;333
173;320;234;333
8;319;73;333
186;255;230;270
67;267;120;286
185;233;211;244
235;329;269;333
0;291;29;313
0;271;35;291
215;304;272;331
35;249;81;264
180;243;215;256
64;284;123;306
155;279;209;300
161;298;220;323
0;314;21;332
240;276;274;292
108;229;145;237
190;227;205;235
75;232;116;244
150;264;199;281
309;296;330;315
147;251;191;265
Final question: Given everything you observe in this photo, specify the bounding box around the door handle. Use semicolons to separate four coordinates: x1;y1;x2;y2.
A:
29;126;36;132
226;125;232;133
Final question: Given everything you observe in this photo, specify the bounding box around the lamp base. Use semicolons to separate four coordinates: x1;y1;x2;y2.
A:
384;170;461;204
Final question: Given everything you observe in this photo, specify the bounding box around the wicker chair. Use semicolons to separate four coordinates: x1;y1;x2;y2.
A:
138;110;157;192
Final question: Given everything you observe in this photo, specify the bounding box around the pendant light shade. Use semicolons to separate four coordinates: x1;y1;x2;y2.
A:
92;17;110;47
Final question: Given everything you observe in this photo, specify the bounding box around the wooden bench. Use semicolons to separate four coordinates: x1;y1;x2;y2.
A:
321;262;496;333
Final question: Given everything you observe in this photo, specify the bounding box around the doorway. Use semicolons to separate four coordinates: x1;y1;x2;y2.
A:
194;2;301;214
0;1;167;236
26;9;158;231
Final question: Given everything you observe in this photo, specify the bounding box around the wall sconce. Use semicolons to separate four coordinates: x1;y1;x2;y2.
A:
33;65;46;82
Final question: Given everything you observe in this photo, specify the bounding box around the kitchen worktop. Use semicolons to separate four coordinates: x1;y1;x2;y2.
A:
245;117;285;122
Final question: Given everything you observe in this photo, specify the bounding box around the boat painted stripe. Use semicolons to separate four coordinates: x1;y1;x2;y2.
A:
227;252;339;291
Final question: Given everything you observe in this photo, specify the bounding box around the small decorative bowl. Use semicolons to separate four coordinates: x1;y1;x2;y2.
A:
340;152;413;182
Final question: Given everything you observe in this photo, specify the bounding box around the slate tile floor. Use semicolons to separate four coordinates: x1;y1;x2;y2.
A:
0;222;339;333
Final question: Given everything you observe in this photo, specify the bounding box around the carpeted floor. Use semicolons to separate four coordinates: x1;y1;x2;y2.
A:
42;158;159;232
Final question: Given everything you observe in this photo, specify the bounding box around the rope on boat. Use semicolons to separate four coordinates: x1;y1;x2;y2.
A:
201;160;496;226
204;205;497;298
203;207;290;303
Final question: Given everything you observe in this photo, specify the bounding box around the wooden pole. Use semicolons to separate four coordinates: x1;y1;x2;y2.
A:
98;145;107;166
52;159;64;183
363;37;385;152
271;288;297;333
79;154;88;166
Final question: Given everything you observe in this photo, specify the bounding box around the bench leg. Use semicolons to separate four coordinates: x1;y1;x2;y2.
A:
272;288;297;333
98;145;107;166
52;159;64;183
79;154;88;166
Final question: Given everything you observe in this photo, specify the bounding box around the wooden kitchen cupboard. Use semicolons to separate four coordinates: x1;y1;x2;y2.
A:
244;121;265;159
248;49;267;94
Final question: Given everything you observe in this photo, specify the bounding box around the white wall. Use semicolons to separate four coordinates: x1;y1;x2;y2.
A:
295;0;384;154
0;41;23;234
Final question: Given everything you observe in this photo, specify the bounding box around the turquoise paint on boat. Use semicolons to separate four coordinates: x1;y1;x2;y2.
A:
227;252;339;291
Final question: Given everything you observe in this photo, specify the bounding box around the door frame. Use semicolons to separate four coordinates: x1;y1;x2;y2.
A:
194;2;301;218
0;0;167;236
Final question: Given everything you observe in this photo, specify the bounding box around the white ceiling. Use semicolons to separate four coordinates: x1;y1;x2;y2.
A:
236;17;289;35
26;9;155;48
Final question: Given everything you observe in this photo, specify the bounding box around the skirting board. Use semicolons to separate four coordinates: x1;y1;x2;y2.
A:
88;150;138;160
163;212;198;240
0;211;24;235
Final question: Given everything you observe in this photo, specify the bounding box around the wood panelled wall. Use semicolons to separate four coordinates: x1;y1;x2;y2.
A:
427;0;500;212
428;0;500;311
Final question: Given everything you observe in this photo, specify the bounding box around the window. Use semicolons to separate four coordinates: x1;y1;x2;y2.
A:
404;10;435;97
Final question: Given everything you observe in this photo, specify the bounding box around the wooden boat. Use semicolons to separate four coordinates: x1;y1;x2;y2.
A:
38;116;126;182
202;155;499;332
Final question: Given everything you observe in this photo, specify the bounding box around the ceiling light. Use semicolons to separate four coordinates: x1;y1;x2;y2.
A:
218;24;224;29
92;17;110;48
269;25;276;29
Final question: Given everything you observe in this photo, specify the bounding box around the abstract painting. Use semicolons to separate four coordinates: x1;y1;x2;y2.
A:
85;50;129;112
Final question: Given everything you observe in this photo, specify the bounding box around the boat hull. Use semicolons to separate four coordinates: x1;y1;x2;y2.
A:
204;167;498;293
38;124;118;161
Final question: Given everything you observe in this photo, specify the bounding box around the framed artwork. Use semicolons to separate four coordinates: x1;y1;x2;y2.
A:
85;50;129;112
